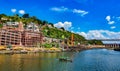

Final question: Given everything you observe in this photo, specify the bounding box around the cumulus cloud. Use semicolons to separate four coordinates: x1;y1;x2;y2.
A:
77;30;120;40
108;21;115;25
78;32;87;38
73;9;88;16
106;16;115;25
11;9;16;13
19;10;25;14
54;21;72;30
106;16;111;21
50;6;68;12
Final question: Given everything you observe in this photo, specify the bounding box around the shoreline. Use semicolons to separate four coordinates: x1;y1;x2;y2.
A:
0;47;63;54
0;45;114;54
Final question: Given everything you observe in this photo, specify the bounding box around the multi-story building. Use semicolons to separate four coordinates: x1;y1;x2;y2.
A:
0;22;43;47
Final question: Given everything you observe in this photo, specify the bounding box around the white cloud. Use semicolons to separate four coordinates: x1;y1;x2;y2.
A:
111;26;116;29
106;16;111;21
78;32;87;38
106;15;115;25
19;10;25;14
50;6;68;12
108;21;115;24
73;9;88;16
11;9;16;13
77;30;120;40
50;6;89;17
54;21;72;30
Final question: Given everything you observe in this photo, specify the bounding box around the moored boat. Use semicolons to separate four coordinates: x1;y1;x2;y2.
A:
114;48;120;51
59;57;72;62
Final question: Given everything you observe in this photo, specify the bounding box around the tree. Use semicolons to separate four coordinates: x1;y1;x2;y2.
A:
14;14;19;17
42;21;48;25
60;27;65;31
0;14;7;18
0;24;3;28
87;40;103;45
22;14;29;18
49;23;54;27
36;19;42;25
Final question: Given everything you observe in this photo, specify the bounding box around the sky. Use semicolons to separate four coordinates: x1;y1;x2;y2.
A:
0;0;120;42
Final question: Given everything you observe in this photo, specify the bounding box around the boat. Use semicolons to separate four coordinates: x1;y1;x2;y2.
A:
114;48;120;51
59;57;72;62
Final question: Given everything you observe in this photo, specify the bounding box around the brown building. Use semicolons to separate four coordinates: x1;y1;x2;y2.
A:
0;29;21;46
0;22;43;47
22;31;43;47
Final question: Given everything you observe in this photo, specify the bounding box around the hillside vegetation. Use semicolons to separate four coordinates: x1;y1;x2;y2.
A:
0;14;103;45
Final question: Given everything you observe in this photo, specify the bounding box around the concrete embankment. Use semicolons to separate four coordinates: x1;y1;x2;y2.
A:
86;45;105;48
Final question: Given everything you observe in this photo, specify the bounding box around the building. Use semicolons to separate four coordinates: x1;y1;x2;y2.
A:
22;31;43;47
0;29;21;46
0;22;43;47
26;22;39;32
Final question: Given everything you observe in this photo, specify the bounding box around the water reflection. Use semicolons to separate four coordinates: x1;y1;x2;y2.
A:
0;49;120;71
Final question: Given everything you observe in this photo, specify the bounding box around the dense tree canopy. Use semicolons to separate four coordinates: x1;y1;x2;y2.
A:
42;26;86;42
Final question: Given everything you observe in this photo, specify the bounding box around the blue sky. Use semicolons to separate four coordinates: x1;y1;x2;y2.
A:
0;0;120;40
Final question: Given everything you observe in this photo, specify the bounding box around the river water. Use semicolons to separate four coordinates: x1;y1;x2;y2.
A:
0;49;120;71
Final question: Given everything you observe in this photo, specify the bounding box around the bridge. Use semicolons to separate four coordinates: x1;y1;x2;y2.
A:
65;38;120;51
87;39;120;48
88;39;120;41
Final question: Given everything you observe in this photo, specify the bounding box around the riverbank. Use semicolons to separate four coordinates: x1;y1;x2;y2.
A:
0;46;92;54
0;46;63;54
0;45;113;54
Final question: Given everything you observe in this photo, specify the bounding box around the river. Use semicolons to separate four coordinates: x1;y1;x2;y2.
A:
0;49;120;71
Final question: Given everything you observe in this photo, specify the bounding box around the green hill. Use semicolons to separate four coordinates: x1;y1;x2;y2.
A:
0;13;103;45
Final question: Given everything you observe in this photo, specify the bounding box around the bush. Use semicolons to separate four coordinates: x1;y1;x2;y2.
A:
7;44;12;48
43;43;52;48
56;44;59;48
0;24;3;28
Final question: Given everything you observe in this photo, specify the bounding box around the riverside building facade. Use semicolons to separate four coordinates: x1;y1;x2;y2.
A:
0;22;43;47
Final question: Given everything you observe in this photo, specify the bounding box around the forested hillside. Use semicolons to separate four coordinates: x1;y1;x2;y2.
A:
0;14;103;45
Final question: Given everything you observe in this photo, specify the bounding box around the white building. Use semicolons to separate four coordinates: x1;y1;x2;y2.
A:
26;22;39;32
